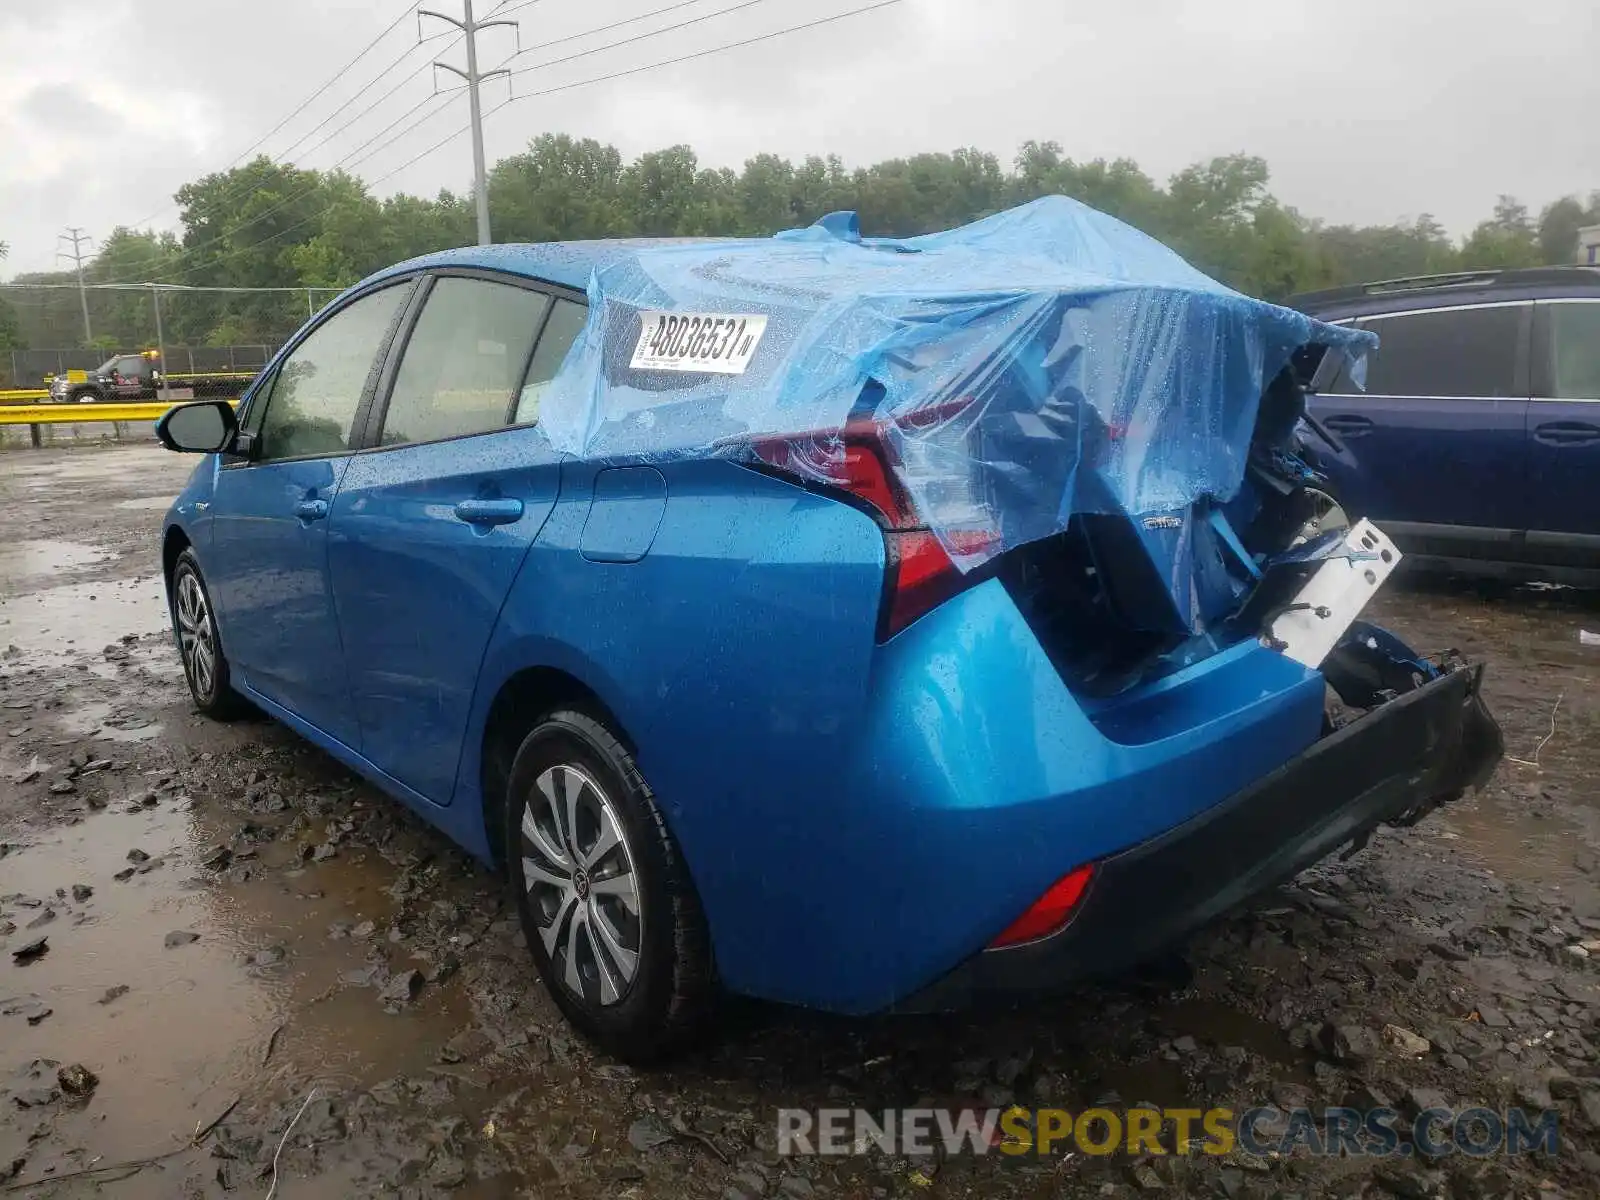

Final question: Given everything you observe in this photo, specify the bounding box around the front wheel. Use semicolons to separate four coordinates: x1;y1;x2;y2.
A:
170;550;247;719
505;709;715;1062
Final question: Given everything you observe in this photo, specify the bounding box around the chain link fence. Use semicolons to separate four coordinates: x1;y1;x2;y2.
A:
6;346;279;388
0;283;344;387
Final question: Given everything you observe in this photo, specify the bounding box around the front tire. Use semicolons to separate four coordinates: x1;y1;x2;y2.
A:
170;550;246;719
505;709;715;1062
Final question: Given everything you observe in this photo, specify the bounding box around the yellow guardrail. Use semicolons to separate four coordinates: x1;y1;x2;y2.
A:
0;390;50;403
0;400;238;426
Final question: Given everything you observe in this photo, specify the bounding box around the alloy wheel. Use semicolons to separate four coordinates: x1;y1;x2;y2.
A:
519;763;643;1007
174;571;217;701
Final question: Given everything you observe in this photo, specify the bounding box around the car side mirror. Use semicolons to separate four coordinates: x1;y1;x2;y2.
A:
156;399;238;454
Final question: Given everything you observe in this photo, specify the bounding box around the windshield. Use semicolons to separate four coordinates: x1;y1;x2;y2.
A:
95;357;118;375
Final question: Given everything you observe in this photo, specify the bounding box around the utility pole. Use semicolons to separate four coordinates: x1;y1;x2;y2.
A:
57;227;95;345
421;1;517;246
150;286;168;401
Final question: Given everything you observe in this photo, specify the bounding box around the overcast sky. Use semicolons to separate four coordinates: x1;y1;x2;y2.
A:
2;0;1596;276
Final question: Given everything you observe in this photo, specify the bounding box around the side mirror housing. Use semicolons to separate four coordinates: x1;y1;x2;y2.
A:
156;400;238;454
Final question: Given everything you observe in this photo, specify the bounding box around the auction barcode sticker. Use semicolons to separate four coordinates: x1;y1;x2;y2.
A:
630;311;767;374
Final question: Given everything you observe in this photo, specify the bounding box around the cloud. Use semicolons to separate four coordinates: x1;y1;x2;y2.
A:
17;83;124;136
3;0;1598;277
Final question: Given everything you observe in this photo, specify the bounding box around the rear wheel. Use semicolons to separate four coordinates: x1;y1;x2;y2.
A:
505;709;714;1062
171;550;246;719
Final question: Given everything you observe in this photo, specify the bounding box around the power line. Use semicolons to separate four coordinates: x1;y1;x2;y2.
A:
271;31;459;166
331;0;911;229
494;0;737;68
506;0;773;77
111;0;777;276
184;28;468;222
487;0;545;16
121;31;458;236
506;0;903;93
382;1;904;196
108;0;904;288
225;0;421;169
345;91;465;173
0;283;343;294
108;93;465;287
117;0;422;233
110;3;753;279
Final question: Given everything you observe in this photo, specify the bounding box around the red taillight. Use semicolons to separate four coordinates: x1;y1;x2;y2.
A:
988;864;1096;948
752;421;994;639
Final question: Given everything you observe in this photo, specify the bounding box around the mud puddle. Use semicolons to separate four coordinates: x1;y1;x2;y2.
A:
9;445;180;489
0;799;473;1195
53;699;166;743
0;576;168;656
1432;791;1590;886
0;542;112;588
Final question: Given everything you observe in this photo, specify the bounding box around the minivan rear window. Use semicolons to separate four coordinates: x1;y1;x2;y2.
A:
1347;305;1525;398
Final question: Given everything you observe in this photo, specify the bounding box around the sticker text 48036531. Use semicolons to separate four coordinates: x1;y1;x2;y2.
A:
631;311;768;375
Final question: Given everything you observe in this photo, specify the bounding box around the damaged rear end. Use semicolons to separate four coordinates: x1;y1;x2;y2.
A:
538;198;1504;1012
743;311;1502;1012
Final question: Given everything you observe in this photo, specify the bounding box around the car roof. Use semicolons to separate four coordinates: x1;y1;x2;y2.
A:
366;237;739;293
1287;266;1600;321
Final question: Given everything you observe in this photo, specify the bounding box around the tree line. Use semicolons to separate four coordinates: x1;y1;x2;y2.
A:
2;136;1596;355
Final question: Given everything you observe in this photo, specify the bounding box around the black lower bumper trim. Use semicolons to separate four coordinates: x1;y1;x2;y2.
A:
898;662;1503;1012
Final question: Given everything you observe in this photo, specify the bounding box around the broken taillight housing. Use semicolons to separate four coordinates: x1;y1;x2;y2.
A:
751;412;998;640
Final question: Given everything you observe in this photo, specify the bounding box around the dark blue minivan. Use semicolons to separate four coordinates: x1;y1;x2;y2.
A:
1293;268;1600;583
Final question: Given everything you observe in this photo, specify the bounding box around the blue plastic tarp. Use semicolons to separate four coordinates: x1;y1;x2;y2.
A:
538;196;1375;571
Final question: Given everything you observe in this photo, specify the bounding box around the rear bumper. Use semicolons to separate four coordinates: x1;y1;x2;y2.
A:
898;661;1502;1011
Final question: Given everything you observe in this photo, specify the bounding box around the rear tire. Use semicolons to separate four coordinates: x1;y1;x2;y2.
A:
505;709;715;1062
170;550;247;719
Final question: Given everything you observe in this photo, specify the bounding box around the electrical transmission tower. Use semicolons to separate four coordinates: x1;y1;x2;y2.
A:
421;1;518;246
57;227;96;344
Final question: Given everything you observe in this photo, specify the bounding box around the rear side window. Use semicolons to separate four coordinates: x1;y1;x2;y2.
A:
1356;305;1525;398
379;277;550;446
1541;303;1600;399
514;299;587;424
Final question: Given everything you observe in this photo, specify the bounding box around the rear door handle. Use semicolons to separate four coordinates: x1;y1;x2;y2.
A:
454;497;524;526
1320;414;1375;437
293;498;329;522
1534;421;1600;446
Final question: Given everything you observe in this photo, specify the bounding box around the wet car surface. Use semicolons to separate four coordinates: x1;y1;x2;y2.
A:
2;442;1598;1198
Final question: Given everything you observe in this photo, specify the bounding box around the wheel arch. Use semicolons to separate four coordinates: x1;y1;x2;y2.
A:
478;664;637;874
162;524;193;592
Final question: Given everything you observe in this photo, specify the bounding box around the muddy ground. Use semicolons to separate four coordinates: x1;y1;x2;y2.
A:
1;440;1597;1200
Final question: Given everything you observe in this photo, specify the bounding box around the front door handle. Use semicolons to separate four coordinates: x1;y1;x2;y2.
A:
1534;421;1600;446
1320;414;1375;438
454;497;524;527
294;498;329;522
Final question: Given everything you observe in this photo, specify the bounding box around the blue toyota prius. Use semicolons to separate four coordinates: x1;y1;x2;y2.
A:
156;199;1502;1061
